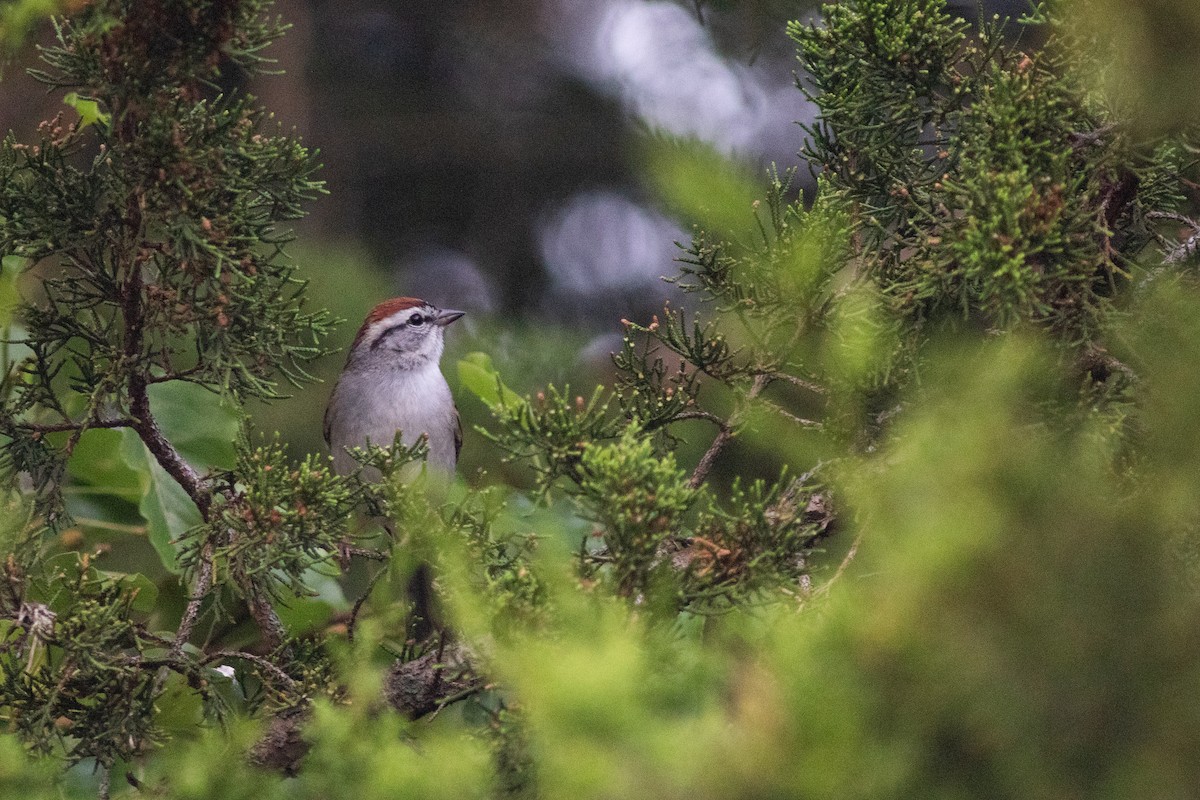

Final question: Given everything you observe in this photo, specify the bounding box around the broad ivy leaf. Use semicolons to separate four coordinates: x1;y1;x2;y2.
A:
155;672;206;737
457;351;524;410
68;428;144;503
101;570;159;613
147;382;239;470
276;567;348;636
120;429;201;575
85;383;239;574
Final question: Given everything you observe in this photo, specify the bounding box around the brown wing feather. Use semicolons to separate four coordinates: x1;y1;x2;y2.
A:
453;405;463;464
323;383;336;446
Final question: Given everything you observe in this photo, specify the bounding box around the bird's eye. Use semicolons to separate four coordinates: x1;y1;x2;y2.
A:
408;313;425;326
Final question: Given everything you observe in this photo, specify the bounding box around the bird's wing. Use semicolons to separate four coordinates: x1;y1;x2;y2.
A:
453;405;463;463
322;384;336;446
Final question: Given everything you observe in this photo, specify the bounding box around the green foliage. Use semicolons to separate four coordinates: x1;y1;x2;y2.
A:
2;555;162;766
791;0;1195;345
0;0;331;529
0;0;66;60
578;429;696;596
482;383;624;490
1;0;1200;797
1058;0;1200;133
182;435;353;602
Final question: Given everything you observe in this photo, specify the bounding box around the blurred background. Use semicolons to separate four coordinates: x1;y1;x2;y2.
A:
0;0;1042;469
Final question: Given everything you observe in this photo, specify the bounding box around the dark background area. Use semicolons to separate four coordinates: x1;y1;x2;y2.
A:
0;0;1034;460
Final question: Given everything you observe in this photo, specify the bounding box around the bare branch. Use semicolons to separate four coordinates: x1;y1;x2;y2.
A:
772;373;828;394
1165;229;1200;265
757;397;823;429
247;588;288;652
1146;211;1200;265
14;418;133;434
202;649;299;690
688;373;771;489
1146;210;1200;228
808;532;862;603
688;426;733;490
170;545;213;660
671;410;728;426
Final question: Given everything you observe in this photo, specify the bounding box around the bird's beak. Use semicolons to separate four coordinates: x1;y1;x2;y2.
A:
435;309;466;327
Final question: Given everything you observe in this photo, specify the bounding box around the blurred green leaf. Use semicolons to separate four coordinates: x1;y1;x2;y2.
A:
0;0;62;57
61;91;109;130
67;428;144;503
644;137;763;244
153;672;206;740
69;383;239;574
276;568;347;635
457;351;524;410
0;734;60;794
1066;0;1200;133
0;256;22;327
101;570;159;612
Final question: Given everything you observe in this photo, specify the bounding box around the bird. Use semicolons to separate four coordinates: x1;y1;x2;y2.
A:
325;297;465;640
324;297;465;477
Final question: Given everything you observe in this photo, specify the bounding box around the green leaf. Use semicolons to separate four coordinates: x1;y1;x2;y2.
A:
101;571;159;613
276;567;347;636
67;429;144;503
86;384;238;573
457;352;524;410
120;430;201;575
62;91;110;129
644;137;762;240
154;672;205;737
147;382;239;470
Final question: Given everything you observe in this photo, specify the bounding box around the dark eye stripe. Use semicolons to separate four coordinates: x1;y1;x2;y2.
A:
370;323;407;349
369;312;433;349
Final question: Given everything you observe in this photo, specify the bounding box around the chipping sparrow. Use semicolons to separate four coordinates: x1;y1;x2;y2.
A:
324;297;465;477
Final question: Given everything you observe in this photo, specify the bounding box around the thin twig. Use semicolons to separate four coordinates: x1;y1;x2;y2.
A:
756;397;823;429
772;373;828;394
688;427;733;490
15;417;132;433
1145;210;1200;228
423;683;486;721
341;546;388;561
809;532;861;602
170;545;213;660
247;589;288;652
131;410;208;514
145;364;205;384
125;261;209;517
123;262;288;651
1165;230;1200;265
119;260;219;659
671;410;727;426
687;373;771;489
72;517;147;535
1146;211;1200;264
347;561;391;644
202;650;299;690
